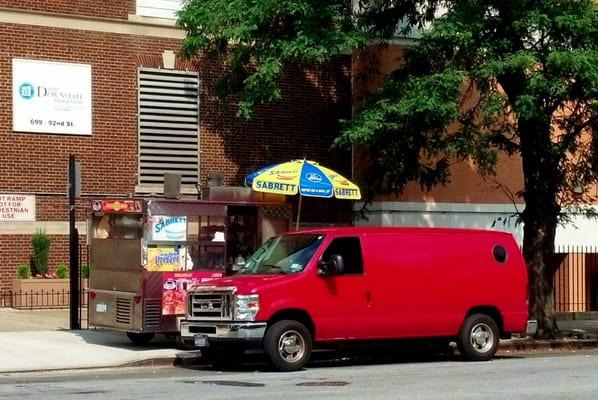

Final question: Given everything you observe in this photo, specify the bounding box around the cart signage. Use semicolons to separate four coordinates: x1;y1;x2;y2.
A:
92;200;142;213
147;246;188;271
162;271;223;315
149;215;187;241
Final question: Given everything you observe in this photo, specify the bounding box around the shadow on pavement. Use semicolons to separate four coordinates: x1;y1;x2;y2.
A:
176;341;524;373
67;329;180;351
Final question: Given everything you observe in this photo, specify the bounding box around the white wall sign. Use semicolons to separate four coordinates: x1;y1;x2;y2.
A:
0;194;35;221
12;59;92;135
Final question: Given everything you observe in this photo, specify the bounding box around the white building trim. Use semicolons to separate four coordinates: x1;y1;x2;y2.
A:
357;201;598;247
0;8;185;39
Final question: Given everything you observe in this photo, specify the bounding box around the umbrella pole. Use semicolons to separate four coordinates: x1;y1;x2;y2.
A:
295;194;302;230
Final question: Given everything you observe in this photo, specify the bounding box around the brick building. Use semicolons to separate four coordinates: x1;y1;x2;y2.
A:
0;1;352;292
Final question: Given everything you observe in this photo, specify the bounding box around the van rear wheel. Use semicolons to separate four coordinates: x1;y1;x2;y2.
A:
263;320;312;372
457;314;499;361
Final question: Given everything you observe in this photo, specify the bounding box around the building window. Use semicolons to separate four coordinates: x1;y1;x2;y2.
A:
136;0;183;19
138;68;199;191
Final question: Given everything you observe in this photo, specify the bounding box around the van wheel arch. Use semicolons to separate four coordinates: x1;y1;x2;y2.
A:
465;306;504;335
267;309;315;339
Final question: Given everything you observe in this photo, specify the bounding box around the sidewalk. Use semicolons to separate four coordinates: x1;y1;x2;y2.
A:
0;308;182;373
0;308;597;374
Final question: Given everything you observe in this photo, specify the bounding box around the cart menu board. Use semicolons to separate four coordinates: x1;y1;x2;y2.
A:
148;215;187;241
162;271;224;315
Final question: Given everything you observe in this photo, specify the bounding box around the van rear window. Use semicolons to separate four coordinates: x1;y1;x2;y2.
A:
493;245;508;263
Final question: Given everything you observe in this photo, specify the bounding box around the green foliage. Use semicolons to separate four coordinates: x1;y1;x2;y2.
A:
16;264;31;279
177;0;368;118
56;264;69;279
336;0;598;210
81;262;90;279
31;230;51;277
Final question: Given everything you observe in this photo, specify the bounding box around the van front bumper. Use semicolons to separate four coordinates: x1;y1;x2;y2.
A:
180;320;267;347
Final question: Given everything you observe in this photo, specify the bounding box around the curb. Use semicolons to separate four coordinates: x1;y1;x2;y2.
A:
118;356;179;369
120;350;204;369
498;339;598;353
3;341;597;375
0;357;180;375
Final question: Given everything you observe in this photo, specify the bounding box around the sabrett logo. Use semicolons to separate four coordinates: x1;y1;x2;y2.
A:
255;181;297;191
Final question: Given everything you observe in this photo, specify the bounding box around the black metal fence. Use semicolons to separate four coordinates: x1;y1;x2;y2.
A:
1;289;88;310
552;246;598;312
2;247;597;314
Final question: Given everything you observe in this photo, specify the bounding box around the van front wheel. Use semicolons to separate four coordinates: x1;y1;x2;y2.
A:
457;314;499;361
263;320;312;372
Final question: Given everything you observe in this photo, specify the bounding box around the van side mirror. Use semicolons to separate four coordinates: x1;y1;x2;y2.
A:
318;254;344;276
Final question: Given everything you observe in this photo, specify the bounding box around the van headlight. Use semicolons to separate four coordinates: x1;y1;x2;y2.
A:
234;294;260;321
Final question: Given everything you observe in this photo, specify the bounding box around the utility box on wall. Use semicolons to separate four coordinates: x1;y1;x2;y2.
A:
163;173;181;199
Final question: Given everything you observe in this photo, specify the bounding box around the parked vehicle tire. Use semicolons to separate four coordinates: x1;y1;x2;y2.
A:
457;313;499;361
206;345;245;369
263;320;312;372
126;332;155;346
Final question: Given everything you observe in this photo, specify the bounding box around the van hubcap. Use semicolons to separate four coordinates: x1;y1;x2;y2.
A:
470;323;494;352
278;330;305;363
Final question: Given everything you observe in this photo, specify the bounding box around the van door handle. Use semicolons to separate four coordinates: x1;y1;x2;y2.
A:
366;291;372;304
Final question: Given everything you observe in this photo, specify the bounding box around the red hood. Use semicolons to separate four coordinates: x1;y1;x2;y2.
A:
192;274;300;294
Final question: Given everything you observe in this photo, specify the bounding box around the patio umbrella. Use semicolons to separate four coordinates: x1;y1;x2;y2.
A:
245;159;361;230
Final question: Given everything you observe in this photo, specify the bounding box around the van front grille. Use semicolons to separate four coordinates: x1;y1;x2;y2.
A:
116;297;132;324
188;290;233;320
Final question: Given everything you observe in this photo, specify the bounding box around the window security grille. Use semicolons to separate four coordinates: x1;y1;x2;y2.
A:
138;68;199;189
136;0;183;19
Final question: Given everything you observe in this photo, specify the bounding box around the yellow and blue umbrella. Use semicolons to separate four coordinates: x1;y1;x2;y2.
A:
245;159;361;229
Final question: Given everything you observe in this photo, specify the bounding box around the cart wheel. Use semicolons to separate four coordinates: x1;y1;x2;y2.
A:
126;332;155;346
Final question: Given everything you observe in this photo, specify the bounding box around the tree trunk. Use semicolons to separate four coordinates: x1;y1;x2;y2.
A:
518;117;562;339
522;219;560;338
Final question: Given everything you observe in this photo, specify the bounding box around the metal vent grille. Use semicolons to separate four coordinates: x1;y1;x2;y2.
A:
144;299;161;328
138;68;199;188
116;297;132;324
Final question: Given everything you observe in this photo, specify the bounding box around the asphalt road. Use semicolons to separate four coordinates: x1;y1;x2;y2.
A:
2;351;598;400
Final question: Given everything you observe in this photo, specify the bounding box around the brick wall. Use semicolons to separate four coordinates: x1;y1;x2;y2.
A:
0;1;134;19
0;21;351;291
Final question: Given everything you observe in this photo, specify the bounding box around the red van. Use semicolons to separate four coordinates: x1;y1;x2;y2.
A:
180;227;537;371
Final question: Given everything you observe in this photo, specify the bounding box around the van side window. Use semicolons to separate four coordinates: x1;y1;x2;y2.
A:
322;237;364;275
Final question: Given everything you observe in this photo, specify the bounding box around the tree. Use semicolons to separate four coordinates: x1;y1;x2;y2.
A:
177;0;366;119
178;0;598;338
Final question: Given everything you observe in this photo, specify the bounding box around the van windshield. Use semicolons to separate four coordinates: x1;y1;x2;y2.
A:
236;234;324;275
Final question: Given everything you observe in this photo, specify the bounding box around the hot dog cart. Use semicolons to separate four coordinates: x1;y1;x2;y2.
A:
87;188;291;344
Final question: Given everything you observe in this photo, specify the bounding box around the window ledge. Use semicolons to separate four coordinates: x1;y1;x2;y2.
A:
128;14;177;27
135;185;200;196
